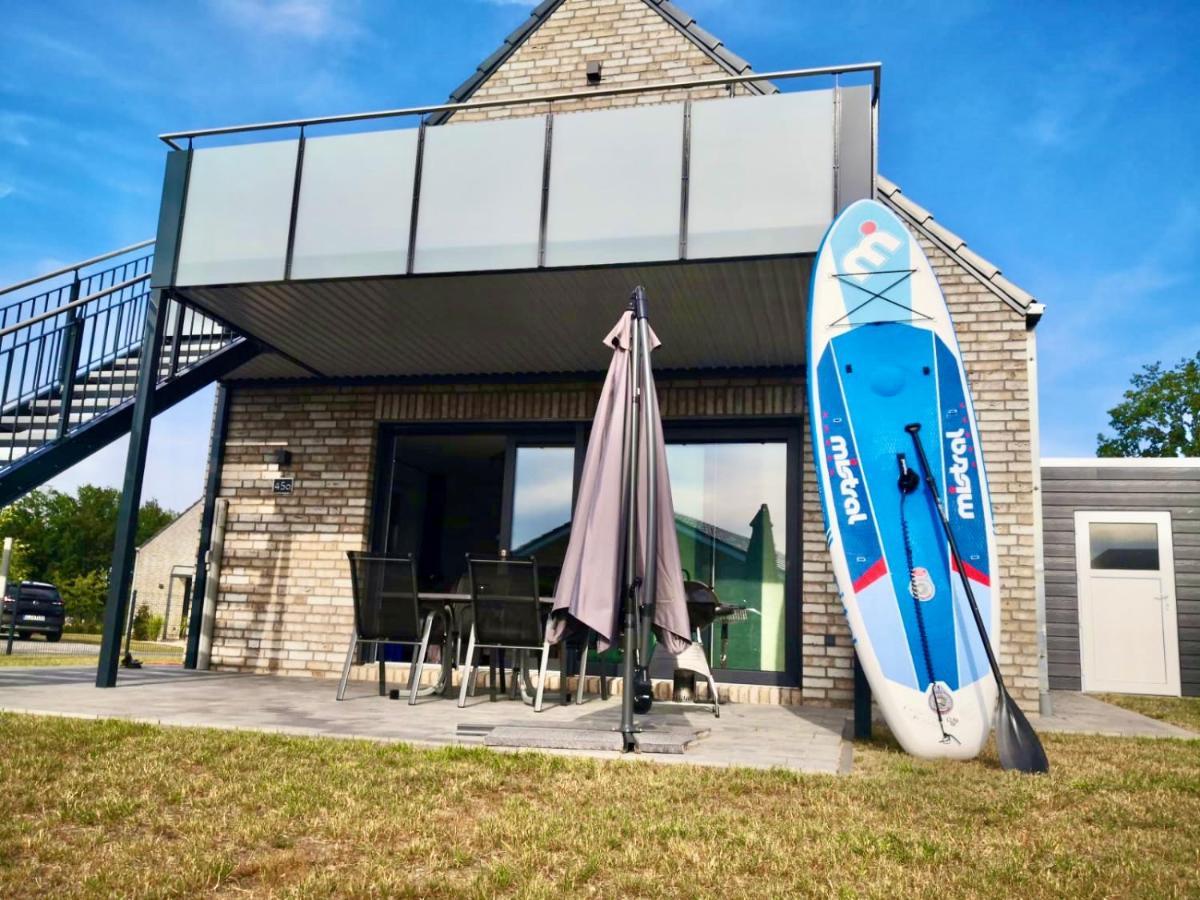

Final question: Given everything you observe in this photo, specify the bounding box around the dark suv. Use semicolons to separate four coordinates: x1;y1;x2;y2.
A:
2;581;65;642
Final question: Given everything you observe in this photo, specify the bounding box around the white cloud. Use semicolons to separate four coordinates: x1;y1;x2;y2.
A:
0;183;13;200
210;0;359;40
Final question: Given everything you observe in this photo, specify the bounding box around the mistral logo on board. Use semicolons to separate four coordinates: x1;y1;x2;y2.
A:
828;435;868;525
945;429;976;520
841;220;902;282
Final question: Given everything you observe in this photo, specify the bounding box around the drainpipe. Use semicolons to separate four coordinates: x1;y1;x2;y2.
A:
197;498;227;670
1026;311;1052;716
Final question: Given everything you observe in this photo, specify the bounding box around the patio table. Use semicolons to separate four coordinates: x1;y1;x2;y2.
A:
417;593;561;703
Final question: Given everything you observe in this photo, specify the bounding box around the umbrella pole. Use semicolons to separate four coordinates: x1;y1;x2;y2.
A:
619;291;644;752
634;289;657;714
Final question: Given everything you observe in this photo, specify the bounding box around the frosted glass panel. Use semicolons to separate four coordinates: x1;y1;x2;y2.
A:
687;92;835;259
290;130;418;280
413;116;544;273
176;140;298;286
544;104;683;267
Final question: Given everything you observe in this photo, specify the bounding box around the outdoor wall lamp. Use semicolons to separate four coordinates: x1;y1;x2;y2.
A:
265;449;293;468
586;60;602;84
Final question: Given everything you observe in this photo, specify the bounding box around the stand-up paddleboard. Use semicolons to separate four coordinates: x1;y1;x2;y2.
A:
809;198;999;759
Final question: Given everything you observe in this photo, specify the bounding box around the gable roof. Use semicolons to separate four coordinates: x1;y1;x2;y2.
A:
430;0;777;125
877;175;1040;318
136;498;203;552
429;2;1041;325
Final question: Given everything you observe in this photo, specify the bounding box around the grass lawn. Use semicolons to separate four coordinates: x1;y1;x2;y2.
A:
0;715;1197;898
1096;693;1200;734
0;633;183;668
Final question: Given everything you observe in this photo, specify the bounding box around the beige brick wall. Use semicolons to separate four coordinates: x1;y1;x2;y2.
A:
131;501;202;639
449;0;751;122
207;0;1042;711
209;377;805;680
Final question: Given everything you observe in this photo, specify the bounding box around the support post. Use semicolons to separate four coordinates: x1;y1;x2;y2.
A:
853;653;872;740
96;288;170;687
2;539;14;656
197;499;227;669
185;385;231;668
619;291;644;752
54;274;84;442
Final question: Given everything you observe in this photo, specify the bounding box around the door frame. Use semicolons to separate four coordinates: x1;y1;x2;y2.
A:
1073;509;1181;696
370;417;804;687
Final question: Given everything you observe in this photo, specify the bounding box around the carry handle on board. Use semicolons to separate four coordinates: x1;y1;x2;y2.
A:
904;423;1050;775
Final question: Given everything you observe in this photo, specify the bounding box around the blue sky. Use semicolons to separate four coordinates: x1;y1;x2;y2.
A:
1;0;1197;509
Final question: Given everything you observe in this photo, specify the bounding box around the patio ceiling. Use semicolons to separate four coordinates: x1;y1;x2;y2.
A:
182;255;811;380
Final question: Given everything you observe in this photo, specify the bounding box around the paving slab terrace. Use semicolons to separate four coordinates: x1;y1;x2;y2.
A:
0;666;853;773
1035;690;1198;739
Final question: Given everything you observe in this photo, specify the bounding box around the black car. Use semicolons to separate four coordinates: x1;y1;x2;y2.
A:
2;581;65;642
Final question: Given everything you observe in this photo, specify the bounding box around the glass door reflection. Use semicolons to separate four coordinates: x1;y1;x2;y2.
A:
509;445;576;597
667;441;788;673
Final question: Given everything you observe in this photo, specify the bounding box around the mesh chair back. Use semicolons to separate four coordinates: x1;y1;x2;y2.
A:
468;556;543;647
346;552;423;642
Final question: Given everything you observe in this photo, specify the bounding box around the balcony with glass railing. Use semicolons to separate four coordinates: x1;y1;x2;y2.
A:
156;64;880;379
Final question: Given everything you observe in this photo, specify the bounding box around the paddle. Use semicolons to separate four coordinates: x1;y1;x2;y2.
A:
904;423;1049;774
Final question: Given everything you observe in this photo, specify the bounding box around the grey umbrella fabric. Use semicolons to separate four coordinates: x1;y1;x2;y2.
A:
546;311;692;655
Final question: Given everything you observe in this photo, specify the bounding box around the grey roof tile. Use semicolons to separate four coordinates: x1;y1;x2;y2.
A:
989;273;1036;308
478;44;510;73
686;22;722;50
714;44;751;73
880;175;1037;311
657;1;696;27
504;14;541;46
922;218;966;252
448;69;487;101
956;245;1000;280
886;190;933;226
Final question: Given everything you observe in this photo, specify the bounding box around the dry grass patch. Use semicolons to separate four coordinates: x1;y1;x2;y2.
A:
0;714;1197;898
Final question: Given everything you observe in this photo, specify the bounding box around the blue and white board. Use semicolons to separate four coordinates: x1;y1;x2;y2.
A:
809;198;999;759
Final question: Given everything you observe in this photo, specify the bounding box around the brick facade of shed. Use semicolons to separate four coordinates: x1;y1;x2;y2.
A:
205;0;1043;710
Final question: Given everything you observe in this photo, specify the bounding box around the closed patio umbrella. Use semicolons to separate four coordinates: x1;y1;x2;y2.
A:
546;287;694;749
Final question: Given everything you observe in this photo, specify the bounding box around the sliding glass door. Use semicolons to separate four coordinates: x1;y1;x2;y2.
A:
667;439;791;675
372;420;800;685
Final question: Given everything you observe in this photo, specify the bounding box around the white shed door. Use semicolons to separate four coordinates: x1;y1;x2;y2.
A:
1074;511;1180;696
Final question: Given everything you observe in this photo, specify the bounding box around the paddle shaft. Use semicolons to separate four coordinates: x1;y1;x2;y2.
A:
904;424;1006;692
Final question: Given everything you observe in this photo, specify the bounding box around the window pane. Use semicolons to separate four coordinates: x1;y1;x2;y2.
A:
511;447;575;596
1089;522;1159;571
667;442;788;672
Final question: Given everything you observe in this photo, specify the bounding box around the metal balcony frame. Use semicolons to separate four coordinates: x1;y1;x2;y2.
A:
158;63;881;148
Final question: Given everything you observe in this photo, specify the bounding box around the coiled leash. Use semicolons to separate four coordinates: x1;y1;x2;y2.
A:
898;453;958;745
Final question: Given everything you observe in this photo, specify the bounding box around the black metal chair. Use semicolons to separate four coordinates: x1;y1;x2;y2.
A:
337;552;448;704
458;554;551;711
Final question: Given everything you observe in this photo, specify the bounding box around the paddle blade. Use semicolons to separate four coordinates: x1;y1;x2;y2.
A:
995;687;1049;774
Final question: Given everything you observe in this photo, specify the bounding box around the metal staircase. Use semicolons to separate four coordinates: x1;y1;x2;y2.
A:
0;242;259;507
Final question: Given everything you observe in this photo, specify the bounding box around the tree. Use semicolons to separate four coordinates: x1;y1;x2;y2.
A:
1097;354;1200;458
0;486;179;584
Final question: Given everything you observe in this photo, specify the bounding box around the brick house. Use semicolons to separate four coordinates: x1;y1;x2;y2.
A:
154;0;1045;710
131;499;202;639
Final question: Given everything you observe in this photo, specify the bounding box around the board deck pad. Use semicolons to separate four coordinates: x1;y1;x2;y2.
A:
809;198;999;759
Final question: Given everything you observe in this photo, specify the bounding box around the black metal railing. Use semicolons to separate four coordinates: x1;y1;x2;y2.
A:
0;244;236;467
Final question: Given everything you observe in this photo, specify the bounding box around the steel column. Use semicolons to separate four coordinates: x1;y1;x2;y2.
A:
619;287;645;751
185;383;231;668
96;287;170;687
53;273;84;441
853;652;872;740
